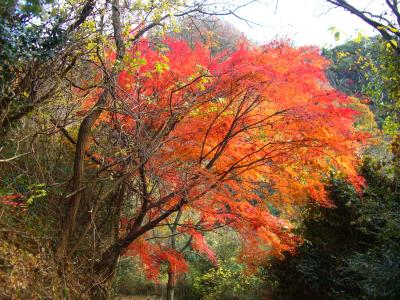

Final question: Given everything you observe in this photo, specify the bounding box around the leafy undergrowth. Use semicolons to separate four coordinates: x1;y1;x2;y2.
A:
0;205;88;299
0;239;60;299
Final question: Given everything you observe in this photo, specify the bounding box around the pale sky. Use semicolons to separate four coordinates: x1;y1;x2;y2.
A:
225;0;381;48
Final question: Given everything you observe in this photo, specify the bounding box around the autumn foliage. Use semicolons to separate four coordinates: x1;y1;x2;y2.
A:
81;38;366;278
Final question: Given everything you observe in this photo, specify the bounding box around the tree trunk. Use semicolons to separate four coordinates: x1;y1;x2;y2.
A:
166;268;176;300
55;0;125;259
89;243;122;299
166;212;180;300
95;243;122;278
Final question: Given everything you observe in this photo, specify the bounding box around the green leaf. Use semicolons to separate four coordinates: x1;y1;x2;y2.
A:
355;32;363;44
334;31;341;41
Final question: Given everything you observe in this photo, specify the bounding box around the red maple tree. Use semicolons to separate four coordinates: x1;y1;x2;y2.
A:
77;38;366;278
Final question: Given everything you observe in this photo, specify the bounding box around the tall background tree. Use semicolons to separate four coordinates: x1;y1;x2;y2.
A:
0;0;97;130
326;0;400;54
325;0;400;133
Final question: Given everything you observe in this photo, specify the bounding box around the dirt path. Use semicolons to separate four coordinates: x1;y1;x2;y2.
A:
118;296;162;300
